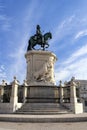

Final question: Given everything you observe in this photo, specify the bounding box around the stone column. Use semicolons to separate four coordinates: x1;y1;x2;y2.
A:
70;78;77;113
10;76;19;112
0;80;6;102
23;80;28;103
59;80;64;104
70;79;77;104
70;77;83;114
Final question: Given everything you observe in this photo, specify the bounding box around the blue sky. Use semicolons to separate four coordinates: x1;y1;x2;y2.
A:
0;0;87;84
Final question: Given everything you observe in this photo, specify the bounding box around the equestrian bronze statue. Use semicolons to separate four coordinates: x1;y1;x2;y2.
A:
27;25;52;51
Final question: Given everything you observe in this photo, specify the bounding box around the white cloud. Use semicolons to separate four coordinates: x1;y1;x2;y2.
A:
0;65;5;70
0;1;4;11
0;14;11;31
55;69;70;83
75;30;87;39
7;37;27;83
0;65;6;82
52;16;87;84
49;15;76;51
50;16;87;53
64;44;87;64
55;45;87;84
55;58;87;83
59;15;75;30
0;1;11;31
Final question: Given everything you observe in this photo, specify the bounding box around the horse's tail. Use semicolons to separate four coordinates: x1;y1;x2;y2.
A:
27;40;32;51
50;32;52;39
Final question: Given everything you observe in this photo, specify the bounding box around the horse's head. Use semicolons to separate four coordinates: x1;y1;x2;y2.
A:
44;32;52;41
49;32;52;39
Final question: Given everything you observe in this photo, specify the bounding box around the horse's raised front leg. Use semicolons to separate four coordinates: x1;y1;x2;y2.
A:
45;43;49;48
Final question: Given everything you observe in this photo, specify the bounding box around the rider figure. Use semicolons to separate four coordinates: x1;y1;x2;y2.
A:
36;25;42;36
36;25;43;41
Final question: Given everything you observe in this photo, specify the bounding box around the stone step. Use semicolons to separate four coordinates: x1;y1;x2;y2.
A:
20;103;61;106
20;103;60;108
18;107;66;111
16;111;69;115
17;108;68;112
17;103;63;110
26;98;60;103
16;103;70;114
0;113;87;122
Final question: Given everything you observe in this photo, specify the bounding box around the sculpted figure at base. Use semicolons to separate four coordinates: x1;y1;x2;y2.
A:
33;58;55;83
27;25;52;51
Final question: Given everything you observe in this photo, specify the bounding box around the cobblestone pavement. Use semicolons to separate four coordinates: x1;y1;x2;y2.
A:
0;122;87;130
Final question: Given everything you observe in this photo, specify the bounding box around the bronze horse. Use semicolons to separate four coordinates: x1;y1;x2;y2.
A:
27;32;52;51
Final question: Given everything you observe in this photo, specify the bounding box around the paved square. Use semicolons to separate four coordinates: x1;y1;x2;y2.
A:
0;122;87;130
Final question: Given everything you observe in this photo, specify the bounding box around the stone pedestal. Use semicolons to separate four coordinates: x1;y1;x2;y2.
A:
10;77;19;112
25;50;57;86
26;85;59;103
70;79;83;114
70;82;77;104
25;50;58;103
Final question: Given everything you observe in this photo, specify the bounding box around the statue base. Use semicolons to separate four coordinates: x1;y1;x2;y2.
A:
25;50;57;86
26;85;59;103
25;50;58;103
